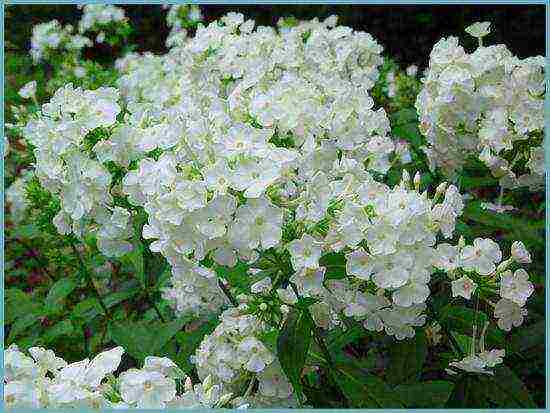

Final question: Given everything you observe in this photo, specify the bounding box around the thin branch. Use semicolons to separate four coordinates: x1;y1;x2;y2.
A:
70;241;110;319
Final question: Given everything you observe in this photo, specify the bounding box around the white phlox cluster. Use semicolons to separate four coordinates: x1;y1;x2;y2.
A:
3;344;235;409
416;22;544;190
193;307;297;407
103;13;410;316
442;239;534;331
30;20;92;64
78;4;127;35
21;84;132;257
6;170;33;224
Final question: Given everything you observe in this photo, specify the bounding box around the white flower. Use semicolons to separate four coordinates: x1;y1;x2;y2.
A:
4;381;41;408
143;356;184;379
119;369;177;408
406;65;418;77
433;243;459;271
511;241;532;264
251;277;272;294
465;21;491;39
448;356;493;375
478;349;505;367
480;202;515;213
4;344;39;382
276;287;298;304
460;238;502;275
451;275;477;300
290;267;326;297
257;362;293;399
494;298;527;331
237;337;274;373
499;269;534;306
229;197;283;252
28;347;67;374
287;234;323;271
346;248;373;280
18;80;37;99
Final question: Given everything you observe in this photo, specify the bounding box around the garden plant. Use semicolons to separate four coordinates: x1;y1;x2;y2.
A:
3;5;545;409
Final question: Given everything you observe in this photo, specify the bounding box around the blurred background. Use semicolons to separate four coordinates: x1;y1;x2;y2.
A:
5;4;545;68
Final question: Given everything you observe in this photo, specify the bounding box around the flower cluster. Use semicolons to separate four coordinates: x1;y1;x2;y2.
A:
21;83;131;257
30;20;92;64
416;22;544;190
6;170;33;224
443;239;534;331
3;345;236;409
78;4;126;35
446;320;505;376
193;307;297;407
102;13;411;316
10;12;542;407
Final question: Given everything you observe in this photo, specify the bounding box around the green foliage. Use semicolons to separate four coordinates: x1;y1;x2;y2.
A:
277;308;313;402
385;331;428;385
109;317;190;362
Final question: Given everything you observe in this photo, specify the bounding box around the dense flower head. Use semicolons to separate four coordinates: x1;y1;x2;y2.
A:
78;4;126;34
193;307;297;407
3;345;239;409
30;20;92;63
416;23;544;190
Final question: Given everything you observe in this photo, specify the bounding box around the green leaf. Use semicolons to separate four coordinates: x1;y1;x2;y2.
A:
154;266;172;291
484;365;537;407
41;320;75;344
386;331;427;385
70;298;105;325
395;381;454;407
332;365;403;408
103;286;140;308
508;321;544;355
391;108;418;125
215;261;251;292
13;223;40;239
45;278;78;312
327;323;367;352
109;317;190;362
446;376;489;408
5;288;43;325
122;240;146;287
463;201;544;248
319;252;347;280
8;313;42;343
277;308;312;399
392;122;423;147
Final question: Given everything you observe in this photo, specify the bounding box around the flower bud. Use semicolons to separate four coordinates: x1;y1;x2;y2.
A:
203;374;213;391
511;241;532;264
184;376;193;392
414;171;421;191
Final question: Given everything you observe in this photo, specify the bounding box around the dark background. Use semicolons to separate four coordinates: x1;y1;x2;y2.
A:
5;5;546;68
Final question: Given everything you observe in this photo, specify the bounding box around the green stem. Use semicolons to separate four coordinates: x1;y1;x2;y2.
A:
218;279;239;306
70;241;110;319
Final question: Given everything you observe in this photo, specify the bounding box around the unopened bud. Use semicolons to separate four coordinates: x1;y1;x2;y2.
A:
217;393;234;407
184;376;193;392
458;236;466;249
203;375;213;391
402;170;410;187
259;303;268;311
436;182;448;197
496;258;512;274
414;171;421;191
